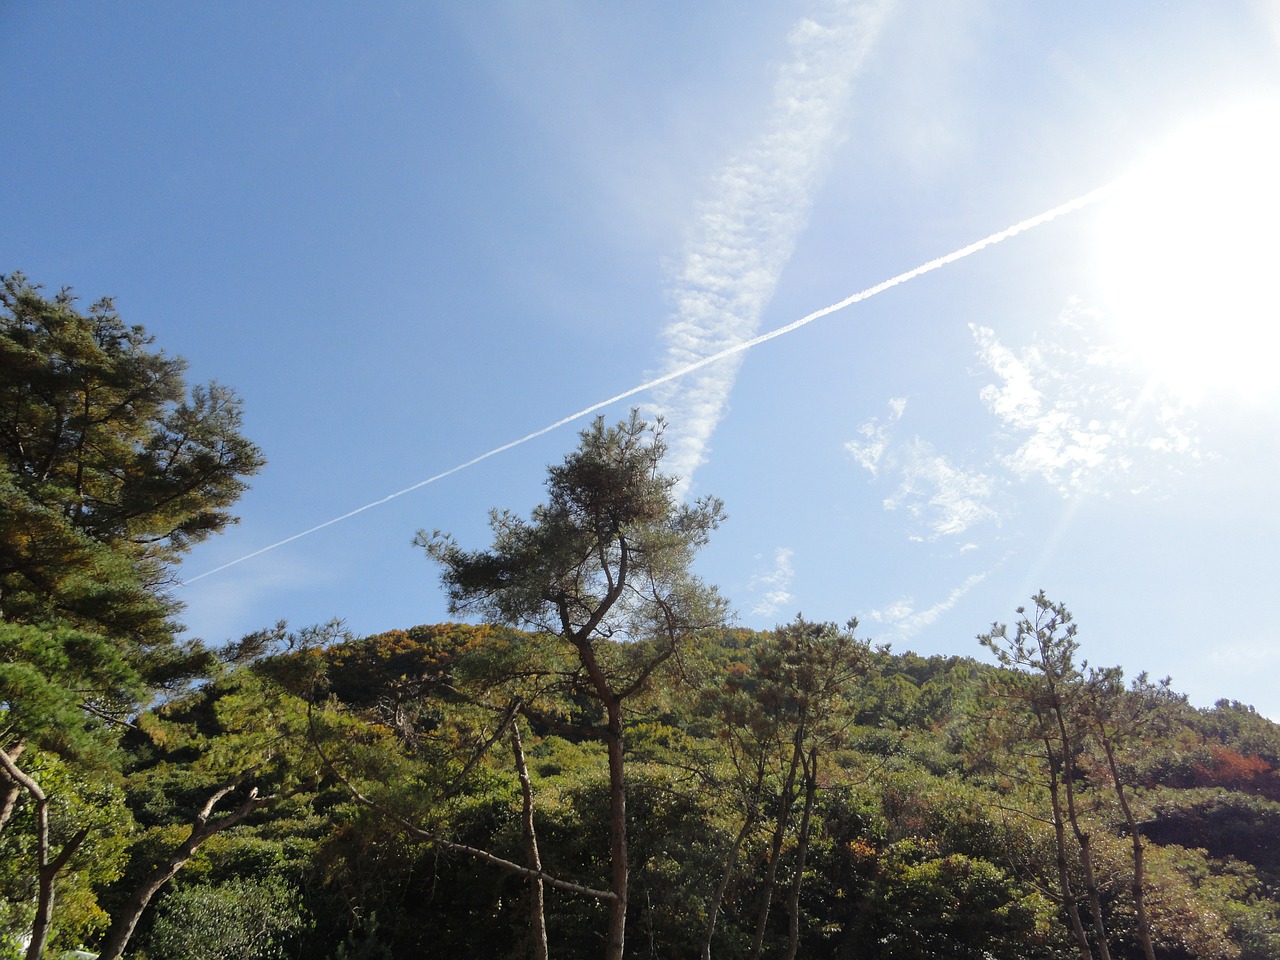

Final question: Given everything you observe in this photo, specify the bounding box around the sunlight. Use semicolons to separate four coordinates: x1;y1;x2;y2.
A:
1095;100;1280;403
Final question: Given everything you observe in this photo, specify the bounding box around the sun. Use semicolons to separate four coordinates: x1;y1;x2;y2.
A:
1094;100;1280;403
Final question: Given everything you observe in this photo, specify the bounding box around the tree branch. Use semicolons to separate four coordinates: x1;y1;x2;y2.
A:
306;703;617;902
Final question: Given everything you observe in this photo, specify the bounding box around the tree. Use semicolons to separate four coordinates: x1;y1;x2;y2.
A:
94;640;321;960
421;412;727;960
724;619;869;960
0;272;264;955
140;875;309;960
979;593;1105;960
0;272;264;661
1080;668;1178;960
0;743;131;959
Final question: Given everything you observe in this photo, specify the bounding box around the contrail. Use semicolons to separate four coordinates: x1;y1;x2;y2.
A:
181;179;1120;586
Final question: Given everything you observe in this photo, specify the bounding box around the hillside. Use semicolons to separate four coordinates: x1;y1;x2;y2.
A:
7;618;1270;960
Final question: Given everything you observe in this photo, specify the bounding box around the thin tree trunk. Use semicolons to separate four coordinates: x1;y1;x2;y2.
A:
1055;708;1111;960
511;717;549;960
702;752;767;960
1072;829;1111;960
316;733;618;902
29;818;89;960
750;725;805;960
1045;744;1094;960
702;810;756;960
96;778;269;960
604;712;628;960
1100;734;1156;960
783;747;818;960
0;742;23;834
0;777;18;835
562;573;633;960
0;746;87;960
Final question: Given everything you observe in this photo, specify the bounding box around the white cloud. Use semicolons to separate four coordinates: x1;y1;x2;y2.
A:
882;438;997;539
651;0;894;491
971;328;1042;427
1206;638;1280;669
748;547;796;619
179;549;327;644
870;571;988;640
972;303;1203;495
845;396;907;477
847;397;997;540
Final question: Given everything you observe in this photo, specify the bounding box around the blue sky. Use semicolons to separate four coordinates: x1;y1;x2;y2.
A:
5;2;1279;716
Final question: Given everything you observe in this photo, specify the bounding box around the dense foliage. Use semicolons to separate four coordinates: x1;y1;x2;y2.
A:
1;274;266;960
13;614;1280;959
164;621;1278;960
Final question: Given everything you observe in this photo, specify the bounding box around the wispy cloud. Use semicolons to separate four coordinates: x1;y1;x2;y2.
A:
843;302;1206;553
972;303;1203;494
749;547;796;618
883;439;998;539
846;396;907;477
848;399;997;540
180;548;326;642
651;0;894;490
869;571;989;641
1206;638;1280;669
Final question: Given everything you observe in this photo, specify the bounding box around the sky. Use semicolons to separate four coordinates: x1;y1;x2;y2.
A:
4;1;1280;717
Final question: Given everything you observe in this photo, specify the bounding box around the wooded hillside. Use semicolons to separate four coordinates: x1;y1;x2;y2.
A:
3;275;1278;959
5;617;1278;959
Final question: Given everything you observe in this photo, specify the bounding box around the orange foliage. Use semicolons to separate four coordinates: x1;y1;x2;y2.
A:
1192;745;1280;800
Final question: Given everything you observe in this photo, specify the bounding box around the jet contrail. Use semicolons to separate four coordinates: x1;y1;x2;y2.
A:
181;179;1119;586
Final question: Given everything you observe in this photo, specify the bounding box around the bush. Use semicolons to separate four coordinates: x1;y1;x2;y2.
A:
143;876;309;960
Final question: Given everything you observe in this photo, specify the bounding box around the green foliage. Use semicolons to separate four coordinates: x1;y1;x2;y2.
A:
873;847;1055;959
275;616;1280;959
1139;843;1247;960
2;308;1277;960
0;623;136;764
0;271;267;960
331;912;393;960
1194;700;1280;767
1143;788;1280;882
420;411;727;654
0;748;132;953
141;876;309;960
419;413;730;959
0;273;263;671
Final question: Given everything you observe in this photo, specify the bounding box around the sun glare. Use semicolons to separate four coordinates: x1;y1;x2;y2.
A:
1095;101;1280;403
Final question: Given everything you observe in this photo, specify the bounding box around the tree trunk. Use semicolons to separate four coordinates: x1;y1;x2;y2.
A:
702;752;767;960
0;746;88;960
570;610;632;960
783;748;818;960
320;739;618;901
511;717;549;960
1072;830;1111;960
604;711;628;960
96;853;196;960
1055;709;1111;960
0;741;26;835
0;767;21;836
96;779;267;960
28;802;89;960
701;808;757;960
27;811;89;960
750;726;804;960
1045;745;1094;960
1100;734;1156;960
